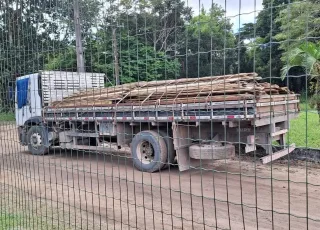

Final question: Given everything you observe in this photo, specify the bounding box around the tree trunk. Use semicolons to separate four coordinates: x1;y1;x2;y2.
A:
73;0;85;72
153;31;157;51
112;27;120;85
317;104;320;124
316;77;320;123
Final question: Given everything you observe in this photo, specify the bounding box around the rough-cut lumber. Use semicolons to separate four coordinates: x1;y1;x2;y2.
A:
50;72;299;110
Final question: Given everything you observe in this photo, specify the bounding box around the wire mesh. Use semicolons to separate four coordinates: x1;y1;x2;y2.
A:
0;0;319;229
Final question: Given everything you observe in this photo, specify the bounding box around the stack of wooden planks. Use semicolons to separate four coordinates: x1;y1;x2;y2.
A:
51;73;298;111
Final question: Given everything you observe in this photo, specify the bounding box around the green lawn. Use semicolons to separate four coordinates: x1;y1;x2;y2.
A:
0;211;58;230
288;103;320;149
0;212;23;230
0;113;15;122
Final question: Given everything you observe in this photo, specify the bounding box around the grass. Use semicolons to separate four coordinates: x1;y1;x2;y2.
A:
0;211;58;230
0;112;15;122
0;212;23;230
288;103;320;149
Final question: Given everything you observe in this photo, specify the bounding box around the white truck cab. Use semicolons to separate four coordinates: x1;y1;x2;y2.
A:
15;71;105;152
15;73;42;127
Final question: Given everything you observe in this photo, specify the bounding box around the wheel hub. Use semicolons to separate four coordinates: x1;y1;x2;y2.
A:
30;133;42;148
137;141;154;164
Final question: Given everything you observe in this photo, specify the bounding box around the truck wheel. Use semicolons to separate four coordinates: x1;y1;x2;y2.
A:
131;130;168;172
157;130;176;169
27;126;49;155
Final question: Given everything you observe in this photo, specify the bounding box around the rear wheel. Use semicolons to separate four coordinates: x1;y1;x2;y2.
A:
131;130;167;172
27;126;49;155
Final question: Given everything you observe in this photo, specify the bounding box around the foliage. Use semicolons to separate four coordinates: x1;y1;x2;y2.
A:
237;0;319;93
274;0;320;93
236;0;290;84
281;42;320;79
254;0;288;80
57;0;102;40
0;211;58;230
120;0;192;53
0;112;15;121
0;0;64;110
45;48;78;71
46;32;181;84
275;1;320;60
181;4;236;77
281;42;320;122
310;94;320;111
92;33;181;83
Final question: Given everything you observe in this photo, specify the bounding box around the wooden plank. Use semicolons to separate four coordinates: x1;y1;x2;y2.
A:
271;129;288;137
260;145;295;164
256;104;297;113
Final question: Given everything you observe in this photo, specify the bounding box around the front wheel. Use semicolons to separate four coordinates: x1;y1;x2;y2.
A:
27;126;49;155
131;130;168;172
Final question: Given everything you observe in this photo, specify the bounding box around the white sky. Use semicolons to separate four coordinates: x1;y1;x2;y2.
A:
186;0;263;31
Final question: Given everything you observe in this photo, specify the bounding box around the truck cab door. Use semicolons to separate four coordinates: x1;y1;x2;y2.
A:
15;74;42;127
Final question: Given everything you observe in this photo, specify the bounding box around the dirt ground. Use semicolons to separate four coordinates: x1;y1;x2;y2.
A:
1;123;320;230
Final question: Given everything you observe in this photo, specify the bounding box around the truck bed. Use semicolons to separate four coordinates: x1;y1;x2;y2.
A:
44;95;299;124
44;72;299;123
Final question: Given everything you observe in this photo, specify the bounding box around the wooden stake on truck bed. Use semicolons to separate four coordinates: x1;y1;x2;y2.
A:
50;72;297;109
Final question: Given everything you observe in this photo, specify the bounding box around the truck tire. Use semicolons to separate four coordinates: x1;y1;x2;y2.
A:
131;130;168;172
27;126;49;155
189;143;235;160
157;130;176;169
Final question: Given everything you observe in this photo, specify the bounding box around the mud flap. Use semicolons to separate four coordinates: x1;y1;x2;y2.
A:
172;123;210;171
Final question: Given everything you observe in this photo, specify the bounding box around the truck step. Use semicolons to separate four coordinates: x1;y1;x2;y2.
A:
67;132;99;138
64;143;131;154
260;144;295;164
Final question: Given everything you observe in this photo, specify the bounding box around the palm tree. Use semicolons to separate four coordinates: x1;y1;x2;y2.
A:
281;42;320;122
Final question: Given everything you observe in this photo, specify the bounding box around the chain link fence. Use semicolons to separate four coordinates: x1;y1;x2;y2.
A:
0;0;320;229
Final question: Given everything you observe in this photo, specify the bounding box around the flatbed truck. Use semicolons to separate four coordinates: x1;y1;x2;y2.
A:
15;71;299;172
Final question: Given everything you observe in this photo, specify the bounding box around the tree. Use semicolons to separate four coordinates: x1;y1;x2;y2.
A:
275;0;320;93
181;4;236;77
45;31;181;84
255;0;289;81
0;0;101;110
49;0;102;41
89;30;181;83
0;0;66;111
121;0;192;53
275;0;320;55
281;42;320;121
238;1;290;80
235;23;256;73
